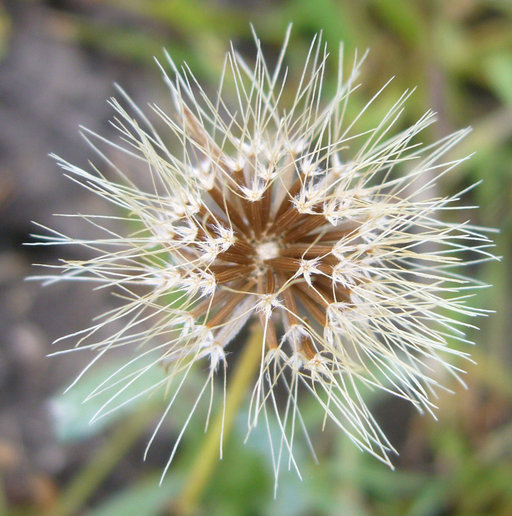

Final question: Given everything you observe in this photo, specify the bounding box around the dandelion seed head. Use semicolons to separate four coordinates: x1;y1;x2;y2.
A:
33;27;496;482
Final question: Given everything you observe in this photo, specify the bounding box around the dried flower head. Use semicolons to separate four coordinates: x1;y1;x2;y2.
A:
33;27;494;482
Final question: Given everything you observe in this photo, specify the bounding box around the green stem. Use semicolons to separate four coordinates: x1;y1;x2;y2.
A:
175;325;263;515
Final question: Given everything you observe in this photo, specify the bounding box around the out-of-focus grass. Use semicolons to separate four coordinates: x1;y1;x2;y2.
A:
0;3;11;59
5;1;510;515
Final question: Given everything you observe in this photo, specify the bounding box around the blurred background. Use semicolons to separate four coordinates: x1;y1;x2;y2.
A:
0;0;511;515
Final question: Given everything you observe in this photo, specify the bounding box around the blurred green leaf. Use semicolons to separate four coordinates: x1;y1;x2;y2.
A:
49;357;166;442
405;479;449;516
370;0;426;46
203;439;271;516
88;472;183;516
485;54;512;107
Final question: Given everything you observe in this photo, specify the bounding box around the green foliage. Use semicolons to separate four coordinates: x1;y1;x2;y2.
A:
50;358;166;442
89;473;184;516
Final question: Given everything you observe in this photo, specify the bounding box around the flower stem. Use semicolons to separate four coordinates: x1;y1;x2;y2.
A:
175;325;263;515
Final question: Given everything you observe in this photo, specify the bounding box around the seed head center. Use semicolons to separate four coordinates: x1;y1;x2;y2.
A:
255;240;280;261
